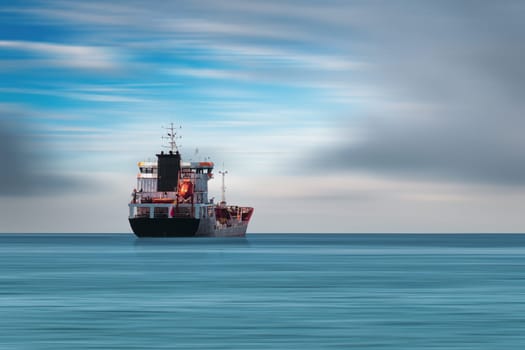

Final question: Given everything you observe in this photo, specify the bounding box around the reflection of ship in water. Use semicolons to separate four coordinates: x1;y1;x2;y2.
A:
128;124;254;237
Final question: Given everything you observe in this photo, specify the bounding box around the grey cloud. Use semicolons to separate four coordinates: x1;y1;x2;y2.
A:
313;1;525;185
0;111;86;196
7;0;525;187
323;109;525;184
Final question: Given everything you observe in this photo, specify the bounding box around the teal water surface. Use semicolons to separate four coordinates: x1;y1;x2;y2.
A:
1;234;525;349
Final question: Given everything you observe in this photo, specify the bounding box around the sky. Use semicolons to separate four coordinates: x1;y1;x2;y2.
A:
1;0;524;233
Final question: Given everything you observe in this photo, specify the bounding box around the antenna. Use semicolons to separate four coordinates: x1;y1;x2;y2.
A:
190;147;199;161
218;164;228;204
161;123;182;153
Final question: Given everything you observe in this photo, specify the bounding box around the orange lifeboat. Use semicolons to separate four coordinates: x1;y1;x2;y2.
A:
152;198;175;204
178;179;194;200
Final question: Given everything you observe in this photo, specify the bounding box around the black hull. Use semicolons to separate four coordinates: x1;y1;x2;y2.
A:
129;218;200;237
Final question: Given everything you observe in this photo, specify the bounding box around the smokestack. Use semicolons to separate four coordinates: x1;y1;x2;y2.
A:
156;151;181;192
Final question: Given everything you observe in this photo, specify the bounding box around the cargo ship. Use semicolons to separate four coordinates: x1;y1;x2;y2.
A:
128;124;254;237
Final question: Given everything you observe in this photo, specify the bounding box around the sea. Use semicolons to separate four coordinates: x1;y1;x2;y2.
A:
1;233;525;349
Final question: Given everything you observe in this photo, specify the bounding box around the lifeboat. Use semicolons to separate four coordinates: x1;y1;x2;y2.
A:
178;179;194;200
152;198;175;204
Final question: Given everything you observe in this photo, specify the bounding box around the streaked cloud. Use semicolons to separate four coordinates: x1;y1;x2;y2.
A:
0;107;90;196
310;0;525;186
1;0;524;232
0;40;122;70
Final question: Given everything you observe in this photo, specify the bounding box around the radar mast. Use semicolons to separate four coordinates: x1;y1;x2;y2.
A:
219;165;228;204
161;123;182;153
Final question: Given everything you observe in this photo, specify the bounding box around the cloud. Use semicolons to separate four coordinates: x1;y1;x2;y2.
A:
0;86;149;103
2;0;524;234
0;107;89;196
0;40;121;70
5;2;523;189
169;67;252;81
310;1;525;185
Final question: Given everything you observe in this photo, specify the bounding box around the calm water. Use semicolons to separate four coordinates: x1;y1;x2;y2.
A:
1;234;525;349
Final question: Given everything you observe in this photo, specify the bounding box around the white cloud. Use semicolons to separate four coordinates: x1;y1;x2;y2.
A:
0;87;147;103
168;67;252;81
213;173;525;233
2;0;524;233
205;42;366;71
0;40;122;70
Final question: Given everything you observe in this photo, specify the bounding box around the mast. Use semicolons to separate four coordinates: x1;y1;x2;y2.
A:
218;166;228;204
161;123;182;153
